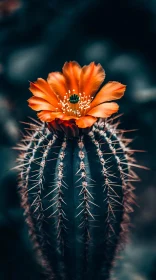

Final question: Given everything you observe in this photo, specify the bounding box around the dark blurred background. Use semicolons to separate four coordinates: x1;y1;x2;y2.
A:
0;0;156;279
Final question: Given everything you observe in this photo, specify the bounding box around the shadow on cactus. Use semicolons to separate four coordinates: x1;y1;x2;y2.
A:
16;62;143;280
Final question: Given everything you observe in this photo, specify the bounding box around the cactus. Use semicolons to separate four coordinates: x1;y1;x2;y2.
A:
16;61;138;280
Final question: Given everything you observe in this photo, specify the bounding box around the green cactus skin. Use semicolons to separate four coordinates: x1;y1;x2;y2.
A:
17;118;137;280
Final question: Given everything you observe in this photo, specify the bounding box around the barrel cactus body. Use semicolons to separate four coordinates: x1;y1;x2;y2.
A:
16;61;137;279
17;118;135;280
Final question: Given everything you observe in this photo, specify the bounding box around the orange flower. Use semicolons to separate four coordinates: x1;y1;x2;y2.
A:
28;61;126;129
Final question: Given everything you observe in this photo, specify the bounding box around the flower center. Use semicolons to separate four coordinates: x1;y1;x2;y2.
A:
69;94;79;104
58;89;93;117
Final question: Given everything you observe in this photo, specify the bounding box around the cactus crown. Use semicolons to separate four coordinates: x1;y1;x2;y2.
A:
16;62;141;280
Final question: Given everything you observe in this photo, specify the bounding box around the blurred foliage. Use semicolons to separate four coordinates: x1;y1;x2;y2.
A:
0;0;156;279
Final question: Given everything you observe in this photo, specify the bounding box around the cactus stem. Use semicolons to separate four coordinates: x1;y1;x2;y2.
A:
97;121;136;258
18;123;55;279
88;130;119;250
16;116;140;280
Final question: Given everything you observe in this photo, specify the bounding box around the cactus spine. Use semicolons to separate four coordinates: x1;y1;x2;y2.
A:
17;117;137;280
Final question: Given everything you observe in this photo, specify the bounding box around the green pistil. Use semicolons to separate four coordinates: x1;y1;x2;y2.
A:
69;94;79;104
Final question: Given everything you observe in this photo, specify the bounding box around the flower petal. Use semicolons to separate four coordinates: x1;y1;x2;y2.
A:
47;72;67;100
87;102;119;118
62;115;78;120
37;111;64;122
90;82;126;108
75;116;97;128
79;62;105;98
28;96;57;111
62;61;81;94
29;78;61;108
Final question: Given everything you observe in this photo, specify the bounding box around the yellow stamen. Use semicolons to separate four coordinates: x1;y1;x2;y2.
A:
58;89;93;117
